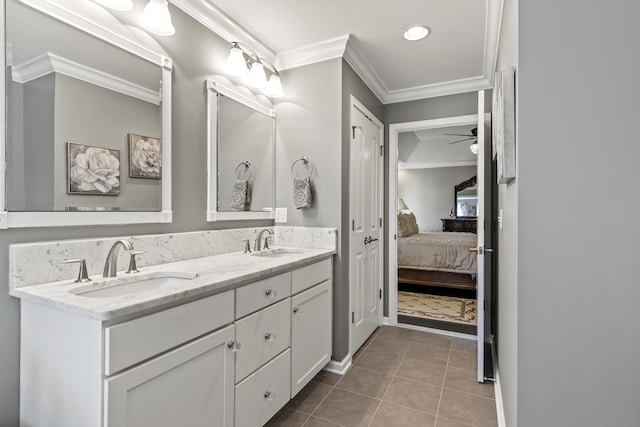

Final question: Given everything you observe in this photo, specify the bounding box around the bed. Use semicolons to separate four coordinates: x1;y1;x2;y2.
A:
397;213;477;291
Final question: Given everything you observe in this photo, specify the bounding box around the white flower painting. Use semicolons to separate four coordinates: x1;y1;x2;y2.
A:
68;142;120;195
128;134;161;179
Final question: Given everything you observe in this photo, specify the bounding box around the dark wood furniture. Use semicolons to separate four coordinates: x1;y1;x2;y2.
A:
441;217;477;233
397;269;476;291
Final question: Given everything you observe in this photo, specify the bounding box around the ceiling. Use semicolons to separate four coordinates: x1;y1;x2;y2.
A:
399;124;478;169
185;0;503;103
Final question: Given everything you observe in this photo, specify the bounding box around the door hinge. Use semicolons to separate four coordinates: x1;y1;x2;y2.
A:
352;219;355;231
379;146;383;156
379;218;382;227
379;289;382;300
351;312;355;323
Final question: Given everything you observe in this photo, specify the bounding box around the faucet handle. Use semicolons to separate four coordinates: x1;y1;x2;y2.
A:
126;250;146;274
240;239;252;253
61;258;92;283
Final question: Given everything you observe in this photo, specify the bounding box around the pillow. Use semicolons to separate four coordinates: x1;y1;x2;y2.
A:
405;212;419;235
397;212;419;237
397;213;409;238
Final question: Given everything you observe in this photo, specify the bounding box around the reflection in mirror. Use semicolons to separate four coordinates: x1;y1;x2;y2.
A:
1;0;172;227
455;176;477;217
206;79;275;221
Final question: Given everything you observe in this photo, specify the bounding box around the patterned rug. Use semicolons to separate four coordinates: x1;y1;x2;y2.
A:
397;291;477;325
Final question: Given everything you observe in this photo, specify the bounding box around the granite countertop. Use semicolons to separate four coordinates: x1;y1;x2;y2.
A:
10;247;334;321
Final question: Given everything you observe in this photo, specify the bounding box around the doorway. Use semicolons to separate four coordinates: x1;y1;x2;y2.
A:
387;91;493;382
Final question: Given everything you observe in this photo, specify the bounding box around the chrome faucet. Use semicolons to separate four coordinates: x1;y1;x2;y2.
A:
254;228;274;252
103;240;134;277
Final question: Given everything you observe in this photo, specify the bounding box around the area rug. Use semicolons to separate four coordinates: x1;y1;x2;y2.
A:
397;291;477;325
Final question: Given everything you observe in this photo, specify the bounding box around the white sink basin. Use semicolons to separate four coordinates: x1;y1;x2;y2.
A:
69;271;198;298
250;248;304;258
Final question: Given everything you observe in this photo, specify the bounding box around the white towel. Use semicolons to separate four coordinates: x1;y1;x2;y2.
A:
293;176;312;209
230;180;249;211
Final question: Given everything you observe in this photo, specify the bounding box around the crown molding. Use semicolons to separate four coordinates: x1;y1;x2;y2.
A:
275;35;349;71
171;0;276;63
384;76;492;104
12;52;161;104
342;37;386;103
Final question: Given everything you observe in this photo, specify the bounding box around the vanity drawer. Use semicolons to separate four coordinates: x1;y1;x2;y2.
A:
104;291;234;376
292;258;332;295
235;298;291;382
235;349;291;427
235;272;291;319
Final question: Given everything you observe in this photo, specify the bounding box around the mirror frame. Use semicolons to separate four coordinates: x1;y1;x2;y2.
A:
206;78;275;221
0;0;173;228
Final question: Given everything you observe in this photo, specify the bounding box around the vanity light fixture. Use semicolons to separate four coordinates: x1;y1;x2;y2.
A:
225;42;285;98
403;25;430;41
138;0;175;36
91;0;133;11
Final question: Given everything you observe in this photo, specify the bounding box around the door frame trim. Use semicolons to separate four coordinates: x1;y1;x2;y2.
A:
387;114;478;326
349;95;384;356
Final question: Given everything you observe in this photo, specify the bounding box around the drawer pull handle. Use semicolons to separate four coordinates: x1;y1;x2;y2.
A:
264;332;275;341
264;391;274;401
227;341;241;351
265;289;276;297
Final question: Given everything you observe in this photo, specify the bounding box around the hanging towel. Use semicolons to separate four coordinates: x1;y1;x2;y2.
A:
230;179;249;211
293;176;312;209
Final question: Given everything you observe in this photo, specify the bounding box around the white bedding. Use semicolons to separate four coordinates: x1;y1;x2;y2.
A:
397;232;477;274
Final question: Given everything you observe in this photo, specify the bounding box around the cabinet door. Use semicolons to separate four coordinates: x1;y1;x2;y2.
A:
105;325;235;427
291;280;332;397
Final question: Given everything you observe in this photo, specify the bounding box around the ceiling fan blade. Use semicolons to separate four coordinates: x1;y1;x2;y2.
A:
444;133;473;137
448;137;474;144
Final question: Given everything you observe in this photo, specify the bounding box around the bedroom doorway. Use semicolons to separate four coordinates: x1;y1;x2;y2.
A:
387;90;493;383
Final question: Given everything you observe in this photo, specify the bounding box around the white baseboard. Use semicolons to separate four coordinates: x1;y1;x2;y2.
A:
323;353;352;376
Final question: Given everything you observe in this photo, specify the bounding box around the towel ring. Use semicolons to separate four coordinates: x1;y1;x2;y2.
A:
291;156;313;179
236;161;252;180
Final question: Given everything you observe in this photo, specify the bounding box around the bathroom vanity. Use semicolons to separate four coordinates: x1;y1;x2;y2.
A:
11;231;334;427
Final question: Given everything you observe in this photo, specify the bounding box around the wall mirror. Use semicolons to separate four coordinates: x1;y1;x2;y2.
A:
206;79;275;221
455;175;477;217
0;0;173;228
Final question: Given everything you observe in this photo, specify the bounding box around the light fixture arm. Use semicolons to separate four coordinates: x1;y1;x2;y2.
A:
230;42;280;76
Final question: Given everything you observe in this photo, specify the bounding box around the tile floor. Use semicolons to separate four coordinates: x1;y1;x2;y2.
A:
267;326;497;427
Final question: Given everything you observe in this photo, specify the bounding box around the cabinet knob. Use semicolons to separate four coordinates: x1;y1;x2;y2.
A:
264;391;274;401
227;341;241;351
265;289;276;297
292;307;299;314
264;332;275;341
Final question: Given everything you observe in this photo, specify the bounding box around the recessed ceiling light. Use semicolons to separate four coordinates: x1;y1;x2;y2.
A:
403;26;430;41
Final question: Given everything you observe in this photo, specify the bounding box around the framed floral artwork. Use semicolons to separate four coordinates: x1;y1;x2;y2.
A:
67;142;120;195
128;133;161;179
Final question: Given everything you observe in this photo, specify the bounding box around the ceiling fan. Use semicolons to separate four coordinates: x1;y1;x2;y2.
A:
444;127;479;154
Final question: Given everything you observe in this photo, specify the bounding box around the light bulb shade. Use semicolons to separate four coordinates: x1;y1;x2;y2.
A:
92;0;133;10
226;46;249;76
470;142;479;155
247;62;267;88
138;0;175;36
264;74;284;98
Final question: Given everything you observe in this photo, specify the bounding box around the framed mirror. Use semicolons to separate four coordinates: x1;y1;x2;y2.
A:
0;0;173;228
206;79;275;221
455;175;477;217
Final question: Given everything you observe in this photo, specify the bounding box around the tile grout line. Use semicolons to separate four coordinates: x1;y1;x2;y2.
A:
434;341;453;425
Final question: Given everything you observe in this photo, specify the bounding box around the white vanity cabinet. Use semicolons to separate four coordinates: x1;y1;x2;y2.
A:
18;256;333;427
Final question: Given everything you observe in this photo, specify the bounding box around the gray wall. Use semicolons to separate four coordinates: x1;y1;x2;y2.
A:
398;166;476;232
517;1;640;425
494;0;518;425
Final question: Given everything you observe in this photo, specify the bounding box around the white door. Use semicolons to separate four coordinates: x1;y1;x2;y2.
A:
104;325;235;427
349;96;383;356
